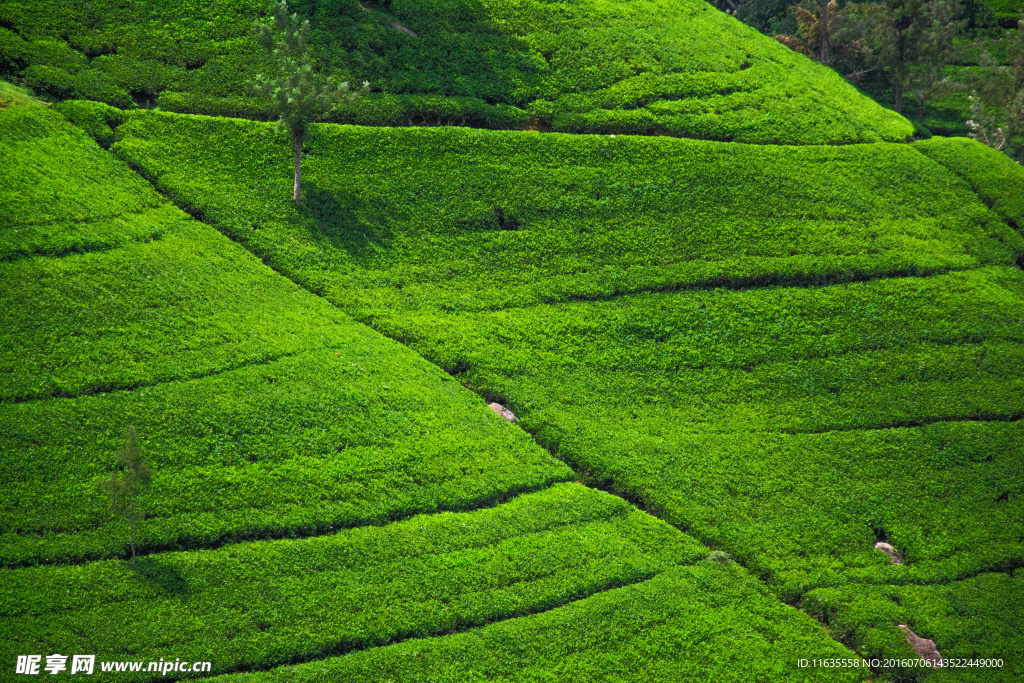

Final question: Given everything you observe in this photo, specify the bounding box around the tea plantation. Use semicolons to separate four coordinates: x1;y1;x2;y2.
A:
3;0;1024;681
102;109;1024;680
0;0;910;142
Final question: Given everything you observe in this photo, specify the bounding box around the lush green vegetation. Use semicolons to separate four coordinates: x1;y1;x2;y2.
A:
208;564;872;683
0;0;911;142
0;105;571;567
7;1;1024;679
0;76;38;107
108;109;1024;675
804;571;1024;681
110;112;1022;323
914;136;1024;228
5;484;755;680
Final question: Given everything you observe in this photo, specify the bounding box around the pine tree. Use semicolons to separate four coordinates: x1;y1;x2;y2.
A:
97;426;153;564
249;0;369;203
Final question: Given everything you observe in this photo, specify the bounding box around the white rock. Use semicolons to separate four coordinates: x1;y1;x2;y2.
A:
487;402;517;423
874;541;904;565
899;625;943;667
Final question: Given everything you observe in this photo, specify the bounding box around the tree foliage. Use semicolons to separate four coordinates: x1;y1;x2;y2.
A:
97;425;153;563
249;0;368;202
775;1;868;74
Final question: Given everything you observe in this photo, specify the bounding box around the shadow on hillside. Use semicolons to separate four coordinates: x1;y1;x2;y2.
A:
297;181;395;260
132;556;191;602
298;0;542;106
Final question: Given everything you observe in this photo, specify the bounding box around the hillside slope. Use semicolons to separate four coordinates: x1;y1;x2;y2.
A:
111;111;1024;680
0;100;872;682
0;0;911;142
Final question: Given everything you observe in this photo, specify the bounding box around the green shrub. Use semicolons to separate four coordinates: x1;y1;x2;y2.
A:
206;564;868;683
156;91;269;119
0;484;709;677
0;0;912;140
55;98;126;147
23;39;88;73
72;69;134;108
23;64;75;99
0;27;29;75
914;136;1024;236
92;54;183;99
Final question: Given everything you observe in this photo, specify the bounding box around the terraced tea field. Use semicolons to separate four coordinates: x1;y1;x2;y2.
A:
2;0;1023;680
103;109;1024;681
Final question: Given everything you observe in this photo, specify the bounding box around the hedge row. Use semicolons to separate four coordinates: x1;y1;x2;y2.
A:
913;136;1024;234
803;572;1023;681
110;113;1023;322
108;112;1024;666
0;104;570;565
0;485;712;680
207;564;868;683
0;346;572;566
0;103;179;256
1;106;158;230
0;0;910;141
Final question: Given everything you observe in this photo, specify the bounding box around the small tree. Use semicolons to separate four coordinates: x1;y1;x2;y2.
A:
776;1;868;75
97;425;153;563
862;0;962;115
906;0;964;123
250;0;369;203
962;13;1023;161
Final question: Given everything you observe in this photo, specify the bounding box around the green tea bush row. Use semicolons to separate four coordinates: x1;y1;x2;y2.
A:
913;136;1024;236
1;0;910;142
380;268;1024;379
54;98;126;148
111;113;1023;322
322;93;530;129
0;346;570;566
1;107;160;229
0;485;707;679
208;564;868;683
0;220;363;401
803;571;1023;681
0;105;570;565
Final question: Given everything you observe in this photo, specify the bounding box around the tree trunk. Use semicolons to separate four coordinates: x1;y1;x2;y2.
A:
894;83;903;114
292;129;303;203
129;496;136;564
821;0;829;65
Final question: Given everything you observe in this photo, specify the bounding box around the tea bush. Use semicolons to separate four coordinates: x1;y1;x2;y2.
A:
207;564;869;683
0;0;911;141
914;136;1024;235
0;104;570;566
0;485;719;679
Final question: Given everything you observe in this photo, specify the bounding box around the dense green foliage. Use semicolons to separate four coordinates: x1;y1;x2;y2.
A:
112;113;1022;322
110;111;1024;673
0;105;570;566
6;2;1024;678
914;135;1024;230
0;0;911;142
804;571;1023;681
54;98;126;148
0;76;38;107
208;564;871;683
2;485;737;679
